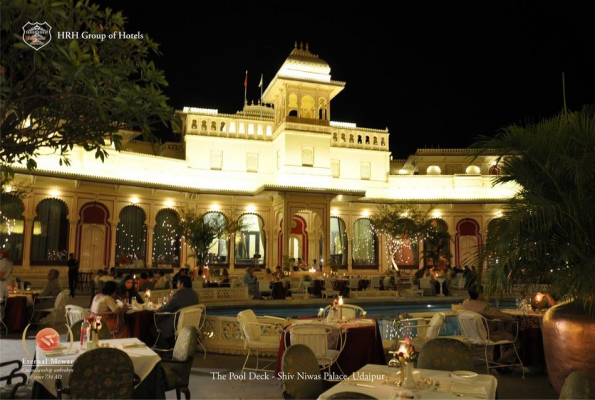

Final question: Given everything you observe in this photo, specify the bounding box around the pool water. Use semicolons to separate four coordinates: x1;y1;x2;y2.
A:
208;300;517;340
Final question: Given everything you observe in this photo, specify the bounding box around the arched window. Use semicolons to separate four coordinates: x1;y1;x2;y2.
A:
330;217;347;268
31;199;69;263
116;205;147;265
153;209;180;266
300;95;315;119
204;212;228;265
0;196;25;264
353;219;377;268
455;218;482;266
393;218;419;268
288;93;298;117
236;214;265;266
423;219;451;266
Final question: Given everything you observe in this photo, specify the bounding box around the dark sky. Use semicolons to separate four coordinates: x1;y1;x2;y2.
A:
98;1;594;159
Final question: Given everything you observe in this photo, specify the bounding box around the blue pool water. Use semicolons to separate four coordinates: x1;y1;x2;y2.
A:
208;300;517;339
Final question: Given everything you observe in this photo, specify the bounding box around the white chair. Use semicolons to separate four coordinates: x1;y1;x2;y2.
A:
29;289;70;328
237;310;285;375
258;280;272;299
382;276;393;290
322;304;366;320
398;312;445;350
403;277;424;297
419;277;434;296
456;310;524;378
348;278;360;293
65;305;90;326
290;278;308;298
321;279;339;298
370;276;383;290
457;273;466;290
153;304;205;350
287;324;344;374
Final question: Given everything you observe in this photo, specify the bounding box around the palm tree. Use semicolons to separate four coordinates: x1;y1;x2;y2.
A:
474;106;595;312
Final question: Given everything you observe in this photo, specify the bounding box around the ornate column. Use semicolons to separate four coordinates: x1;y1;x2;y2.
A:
228;233;235;273
21;218;34;269
146;222;155;267
110;218;117;267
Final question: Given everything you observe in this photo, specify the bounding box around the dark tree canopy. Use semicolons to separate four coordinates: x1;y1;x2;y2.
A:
0;0;180;176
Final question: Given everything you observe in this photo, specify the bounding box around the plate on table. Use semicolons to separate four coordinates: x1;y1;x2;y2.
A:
451;371;478;380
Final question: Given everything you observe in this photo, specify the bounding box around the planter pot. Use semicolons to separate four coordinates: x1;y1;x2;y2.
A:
542;301;595;393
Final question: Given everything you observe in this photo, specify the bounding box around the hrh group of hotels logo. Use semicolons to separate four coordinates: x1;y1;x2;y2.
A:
22;21;145;51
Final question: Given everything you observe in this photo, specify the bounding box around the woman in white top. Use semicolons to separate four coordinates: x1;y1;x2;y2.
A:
90;281;129;338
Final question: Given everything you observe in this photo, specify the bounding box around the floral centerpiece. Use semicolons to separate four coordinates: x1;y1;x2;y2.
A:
397;338;418;388
88;315;102;349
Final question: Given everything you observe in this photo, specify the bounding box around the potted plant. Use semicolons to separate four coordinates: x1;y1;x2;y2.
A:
474;106;595;392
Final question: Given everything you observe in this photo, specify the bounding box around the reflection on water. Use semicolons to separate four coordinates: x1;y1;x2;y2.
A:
209;301;516;341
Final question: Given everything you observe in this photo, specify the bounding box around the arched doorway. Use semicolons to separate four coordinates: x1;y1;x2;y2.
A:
77;202;110;269
455;218;482;266
278;216;307;262
115;205;147;265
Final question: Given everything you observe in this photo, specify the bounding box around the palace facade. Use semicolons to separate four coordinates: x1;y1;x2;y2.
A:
2;44;517;275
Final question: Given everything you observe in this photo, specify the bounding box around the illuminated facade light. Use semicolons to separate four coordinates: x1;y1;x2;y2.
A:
496;211;503;218
50;189;60;197
131;197;139;204
246;205;256;213
465;165;481;174
331;209;338;216
211;204;220;211
165;200;175;207
432;211;442;218
426;165;441;175
398;169;409;175
362;210;370;218
330;121;356;128
4;185;12;193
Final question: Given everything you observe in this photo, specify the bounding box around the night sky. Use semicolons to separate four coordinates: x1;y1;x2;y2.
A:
98;1;594;159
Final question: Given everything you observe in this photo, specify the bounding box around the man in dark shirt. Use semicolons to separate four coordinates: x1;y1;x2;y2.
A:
151;275;199;348
67;253;79;298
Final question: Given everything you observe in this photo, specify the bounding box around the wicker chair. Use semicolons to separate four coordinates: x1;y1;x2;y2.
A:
55;348;139;399
281;344;324;399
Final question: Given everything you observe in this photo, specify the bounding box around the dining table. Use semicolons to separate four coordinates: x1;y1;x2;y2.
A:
503;309;546;368
318;364;498;399
275;317;386;377
125;308;156;346
30;337;165;399
3;292;38;331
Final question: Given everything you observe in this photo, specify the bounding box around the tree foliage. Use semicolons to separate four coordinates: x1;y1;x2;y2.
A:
0;0;180;176
474;107;595;312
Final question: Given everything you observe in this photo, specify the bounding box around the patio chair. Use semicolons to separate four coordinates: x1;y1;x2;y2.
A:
348;277;360;293
153;304;205;351
0;360;32;399
419;277;435;296
287;324;344;374
322;304;366;320
258;280;272;299
0;299;7;335
237;309;285;375
456;310;525;378
397;312;445;350
402;276;424;297
559;371;591;399
289;278;308;298
282;344;323;399
370;276;383;290
417;338;474;371
321;278;339;298
29;289;70;328
160;326;198;400
64;305;90;326
55;348;139;399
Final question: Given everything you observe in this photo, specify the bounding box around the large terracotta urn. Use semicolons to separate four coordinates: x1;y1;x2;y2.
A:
542;301;595;393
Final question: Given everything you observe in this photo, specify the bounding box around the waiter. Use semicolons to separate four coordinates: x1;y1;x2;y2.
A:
67;253;80;298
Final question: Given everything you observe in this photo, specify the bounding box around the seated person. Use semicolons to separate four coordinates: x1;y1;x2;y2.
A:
297;258;308;271
414;266;430;285
172;267;187;288
272;266;285;281
90;281;129;338
151;276;199;348
262;267;274;281
290;258;299;272
192;269;205;289
219;268;230;285
118;275;144;304
430;266;449;296
113;271;124;286
35;269;63;310
462;287;516;342
243;267;259;298
154;270;169;289
137;272;150;291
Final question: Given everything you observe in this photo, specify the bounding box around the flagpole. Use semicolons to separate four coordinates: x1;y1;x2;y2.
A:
259;73;263;118
244;70;248;106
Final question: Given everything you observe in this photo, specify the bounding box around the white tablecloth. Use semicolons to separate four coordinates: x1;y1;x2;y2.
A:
319;364;497;400
31;338;160;397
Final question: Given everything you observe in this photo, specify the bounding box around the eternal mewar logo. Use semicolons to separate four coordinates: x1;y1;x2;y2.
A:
22;22;52;50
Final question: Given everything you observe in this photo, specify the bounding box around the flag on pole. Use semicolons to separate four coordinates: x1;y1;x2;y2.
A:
244;70;248;105
244;71;248;87
258;74;263;88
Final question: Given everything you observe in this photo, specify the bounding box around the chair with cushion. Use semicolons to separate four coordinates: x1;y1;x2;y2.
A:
55;348;139;399
456;310;524;378
282;344;324;400
287;324;344;373
153;304;204;351
64;305;90;326
237;309;285;374
419;277;435;296
560;371;591;399
0;360;32;399
417;338;474;371
70;319;111;341
321;278;339;298
29;289;70;328
370;276;383;291
160;326;198;400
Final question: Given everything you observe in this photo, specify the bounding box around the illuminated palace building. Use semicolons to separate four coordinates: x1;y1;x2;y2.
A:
2;45;517;275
